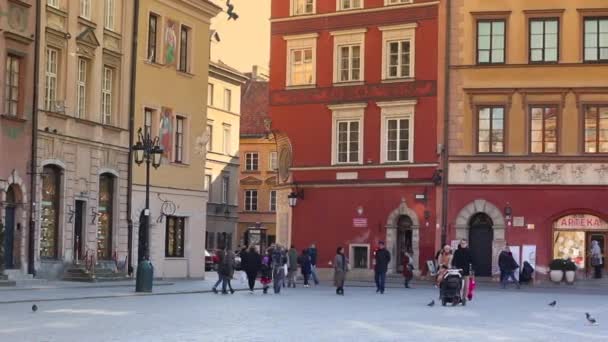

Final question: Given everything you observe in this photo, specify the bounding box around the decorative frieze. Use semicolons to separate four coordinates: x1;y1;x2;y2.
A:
449;162;608;185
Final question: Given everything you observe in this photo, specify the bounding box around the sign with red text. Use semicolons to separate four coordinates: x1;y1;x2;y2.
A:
554;215;608;230
353;218;368;228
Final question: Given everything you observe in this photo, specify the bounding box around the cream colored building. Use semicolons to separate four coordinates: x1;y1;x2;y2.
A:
205;61;247;251
34;0;134;278
132;0;220;278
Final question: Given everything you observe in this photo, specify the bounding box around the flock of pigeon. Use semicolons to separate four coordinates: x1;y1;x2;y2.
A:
425;299;599;326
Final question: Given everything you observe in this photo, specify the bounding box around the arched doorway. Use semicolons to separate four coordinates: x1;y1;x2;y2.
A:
3;185;18;269
469;213;494;277
396;215;413;273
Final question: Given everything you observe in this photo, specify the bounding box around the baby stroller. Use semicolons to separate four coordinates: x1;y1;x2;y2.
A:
440;269;465;306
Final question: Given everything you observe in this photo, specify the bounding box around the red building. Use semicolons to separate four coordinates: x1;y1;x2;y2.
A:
269;0;441;274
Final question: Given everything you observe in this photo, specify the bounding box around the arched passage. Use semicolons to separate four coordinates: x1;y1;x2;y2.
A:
385;198;420;274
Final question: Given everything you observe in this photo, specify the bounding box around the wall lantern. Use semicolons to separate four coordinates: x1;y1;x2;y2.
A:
288;186;304;208
504;202;512;220
424;210;431;227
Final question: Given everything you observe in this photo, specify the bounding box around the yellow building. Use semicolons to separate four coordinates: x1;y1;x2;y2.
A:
133;0;220;278
445;0;608;277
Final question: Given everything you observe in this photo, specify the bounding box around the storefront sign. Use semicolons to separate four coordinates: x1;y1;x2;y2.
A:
353;218;368;228
554;214;608;230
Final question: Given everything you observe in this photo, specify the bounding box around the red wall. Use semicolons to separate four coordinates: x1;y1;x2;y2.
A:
447;186;608;268
271;0;440;19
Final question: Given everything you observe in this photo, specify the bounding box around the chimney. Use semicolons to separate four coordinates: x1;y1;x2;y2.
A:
252;65;258;80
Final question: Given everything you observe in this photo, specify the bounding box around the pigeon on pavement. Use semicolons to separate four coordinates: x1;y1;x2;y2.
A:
32;304;38;312
586;313;598;325
427;300;435;307
548;301;557;307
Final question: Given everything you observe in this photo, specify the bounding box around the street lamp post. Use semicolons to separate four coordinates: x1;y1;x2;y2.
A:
132;128;163;292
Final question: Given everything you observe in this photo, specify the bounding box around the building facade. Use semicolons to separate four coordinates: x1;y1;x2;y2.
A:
269;0;441;275
133;0;220;278
205;61;246;252
238;67;278;251
0;0;36;276
445;0;608;278
33;0;134;278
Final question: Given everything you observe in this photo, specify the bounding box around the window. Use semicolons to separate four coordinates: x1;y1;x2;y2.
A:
379;101;415;163
332;29;365;83
98;174;114;260
385;118;411;162
386;0;412;5
245;152;259;171
5;55;21;116
380;24;416;80
338;45;361;82
529;18;558;63
41;165;61;259
337;121;360;164
222;176;229;204
165;216;185;258
245;190;258;211
205;174;212;200
179;25;190;72
44;48;58;111
477;20;505;64
223;89;232;111
47;0;59;8
175;116;184;163
80;0;91;19
208;83;214;106
290;48;313;86
144;108;153;138
101;67;113;124
269;151;278;171
223;125;231;155
270;190;277;212
147;14;158;62
584;18;608;62
206;231;215;250
206;124;213;151
339;0;362;10
477;107;505;153
330;104;365;165
351;245;369;269
76;58;87;118
530;106;558;154
584;105;608;153
104;0;115;30
292;0;314;15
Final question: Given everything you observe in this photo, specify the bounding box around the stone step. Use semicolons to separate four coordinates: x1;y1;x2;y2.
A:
3;269;34;281
0;280;16;287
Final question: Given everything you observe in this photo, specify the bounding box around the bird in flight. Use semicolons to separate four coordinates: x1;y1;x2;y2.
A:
226;0;239;20
586;313;598;325
548;301;557;307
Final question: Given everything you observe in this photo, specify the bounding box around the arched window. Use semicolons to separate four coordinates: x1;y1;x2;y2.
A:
41;165;61;259
98;173;114;260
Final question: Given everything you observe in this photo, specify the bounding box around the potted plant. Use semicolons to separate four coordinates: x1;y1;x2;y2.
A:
564;259;577;284
549;259;565;283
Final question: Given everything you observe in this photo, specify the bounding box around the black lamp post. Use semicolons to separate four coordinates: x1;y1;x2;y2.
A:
132;127;163;292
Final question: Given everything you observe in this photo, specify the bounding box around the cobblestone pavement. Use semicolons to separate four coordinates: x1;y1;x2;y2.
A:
0;276;607;342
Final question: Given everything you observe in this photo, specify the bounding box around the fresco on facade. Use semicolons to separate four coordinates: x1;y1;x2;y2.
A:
164;19;178;67
159;107;173;161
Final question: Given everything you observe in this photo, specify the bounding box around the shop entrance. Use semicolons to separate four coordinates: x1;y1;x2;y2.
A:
553;214;608;272
587;233;606;274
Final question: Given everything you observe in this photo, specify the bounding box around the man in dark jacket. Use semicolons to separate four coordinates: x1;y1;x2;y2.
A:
309;243;320;285
498;246;520;289
374;241;391;294
244;246;262;293
452;239;474;302
219;249;236;294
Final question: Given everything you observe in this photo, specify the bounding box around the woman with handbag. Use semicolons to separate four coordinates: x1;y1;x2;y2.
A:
402;250;414;288
590;240;603;279
334;246;348;295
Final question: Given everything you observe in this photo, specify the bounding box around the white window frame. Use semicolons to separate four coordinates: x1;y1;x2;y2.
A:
47;0;59;8
245;152;259;171
269;151;278;171
223;88;232;111
349;243;370;270
378;100;416;164
80;0;91;19
101;66;113;125
380;23;417;81
221;176;229;204
104;0;115;30
291;0;315;16
45;48;58;111
329;103;366;165
384;0;413;5
284;33;318;87
331;29;366;84
337;0;363;11
76;58;87;118
270;190;277;212
222;124;231;155
245;190;258;211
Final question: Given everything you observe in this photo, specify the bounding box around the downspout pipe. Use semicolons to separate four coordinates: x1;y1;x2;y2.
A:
28;0;42;276
127;0;140;276
440;0;452;246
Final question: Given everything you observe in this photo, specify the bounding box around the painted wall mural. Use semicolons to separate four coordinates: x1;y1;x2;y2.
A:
159;107;173;161
450;162;608;185
164;19;178;67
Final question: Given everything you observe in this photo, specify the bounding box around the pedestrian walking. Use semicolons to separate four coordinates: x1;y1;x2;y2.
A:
374;241;391;294
271;245;287;294
220;249;236;294
260;250;272;294
299;249;312;287
244;246;262;293
498;246;520;289
211;248;224;294
309;243;320;285
590;240;603;279
402;250;414;288
452;239;474;304
287;245;298;288
334;246;348;295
